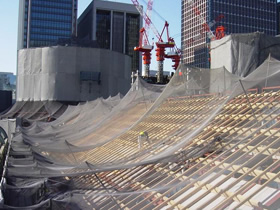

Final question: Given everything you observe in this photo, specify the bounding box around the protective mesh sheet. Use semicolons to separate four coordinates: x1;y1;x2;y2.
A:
19;78;164;151
21;64;239;170
2;57;280;209
0;101;66;122
211;32;280;77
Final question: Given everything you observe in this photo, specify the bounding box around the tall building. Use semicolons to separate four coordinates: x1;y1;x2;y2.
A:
78;0;142;73
18;0;78;49
181;0;277;68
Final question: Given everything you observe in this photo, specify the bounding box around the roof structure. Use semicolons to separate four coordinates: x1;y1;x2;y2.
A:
1;57;280;209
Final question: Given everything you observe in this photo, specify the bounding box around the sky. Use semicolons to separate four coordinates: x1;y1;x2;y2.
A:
0;0;181;75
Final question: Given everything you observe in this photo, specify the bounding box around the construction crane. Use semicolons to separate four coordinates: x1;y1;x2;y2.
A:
131;0;180;83
186;0;226;43
165;44;181;71
134;28;153;77
187;0;215;40
164;32;181;70
132;0;154;77
131;0;161;41
155;21;176;83
185;0;227;65
143;0;153;46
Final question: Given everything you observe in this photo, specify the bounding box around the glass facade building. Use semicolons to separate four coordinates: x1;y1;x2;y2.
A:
18;0;77;49
96;10;111;49
112;12;124;53
181;0;277;68
77;0;141;73
126;13;140;73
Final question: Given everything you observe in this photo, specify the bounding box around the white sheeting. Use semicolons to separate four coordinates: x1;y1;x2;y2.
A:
211;32;280;77
17;46;132;101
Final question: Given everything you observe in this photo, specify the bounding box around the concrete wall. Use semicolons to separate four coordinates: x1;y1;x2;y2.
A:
17;46;131;101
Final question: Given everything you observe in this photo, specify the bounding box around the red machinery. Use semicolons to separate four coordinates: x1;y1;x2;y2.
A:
155;21;177;82
132;0;155;77
134;27;153;77
143;0;153;46
215;25;226;40
165;44;181;71
131;0;181;82
186;1;226;66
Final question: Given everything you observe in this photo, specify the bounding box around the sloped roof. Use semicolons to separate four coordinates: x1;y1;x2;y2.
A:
1;58;280;209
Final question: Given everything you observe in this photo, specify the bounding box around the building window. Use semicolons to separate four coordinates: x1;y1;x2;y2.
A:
126;13;140;72
112;12;124;53
96;10;111;49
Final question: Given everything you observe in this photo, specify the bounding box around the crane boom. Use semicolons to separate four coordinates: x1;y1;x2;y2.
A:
186;0;215;39
144;0;154;45
131;0;161;40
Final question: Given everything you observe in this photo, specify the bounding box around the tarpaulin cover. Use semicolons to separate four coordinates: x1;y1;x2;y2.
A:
211;32;280;77
17;46;132;102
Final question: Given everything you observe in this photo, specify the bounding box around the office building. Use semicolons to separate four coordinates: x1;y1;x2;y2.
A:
78;0;142;73
18;0;78;49
181;0;277;68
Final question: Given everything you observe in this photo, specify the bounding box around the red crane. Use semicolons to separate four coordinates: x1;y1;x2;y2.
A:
131;0;180;83
188;0;215;40
165;44;181;71
132;0;154;77
134;28;153;77
185;0;227;66
155;21;176;82
143;0;153;46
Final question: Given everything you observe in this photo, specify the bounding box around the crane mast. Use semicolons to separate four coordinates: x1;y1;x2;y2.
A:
134;28;153;77
132;0;157;77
